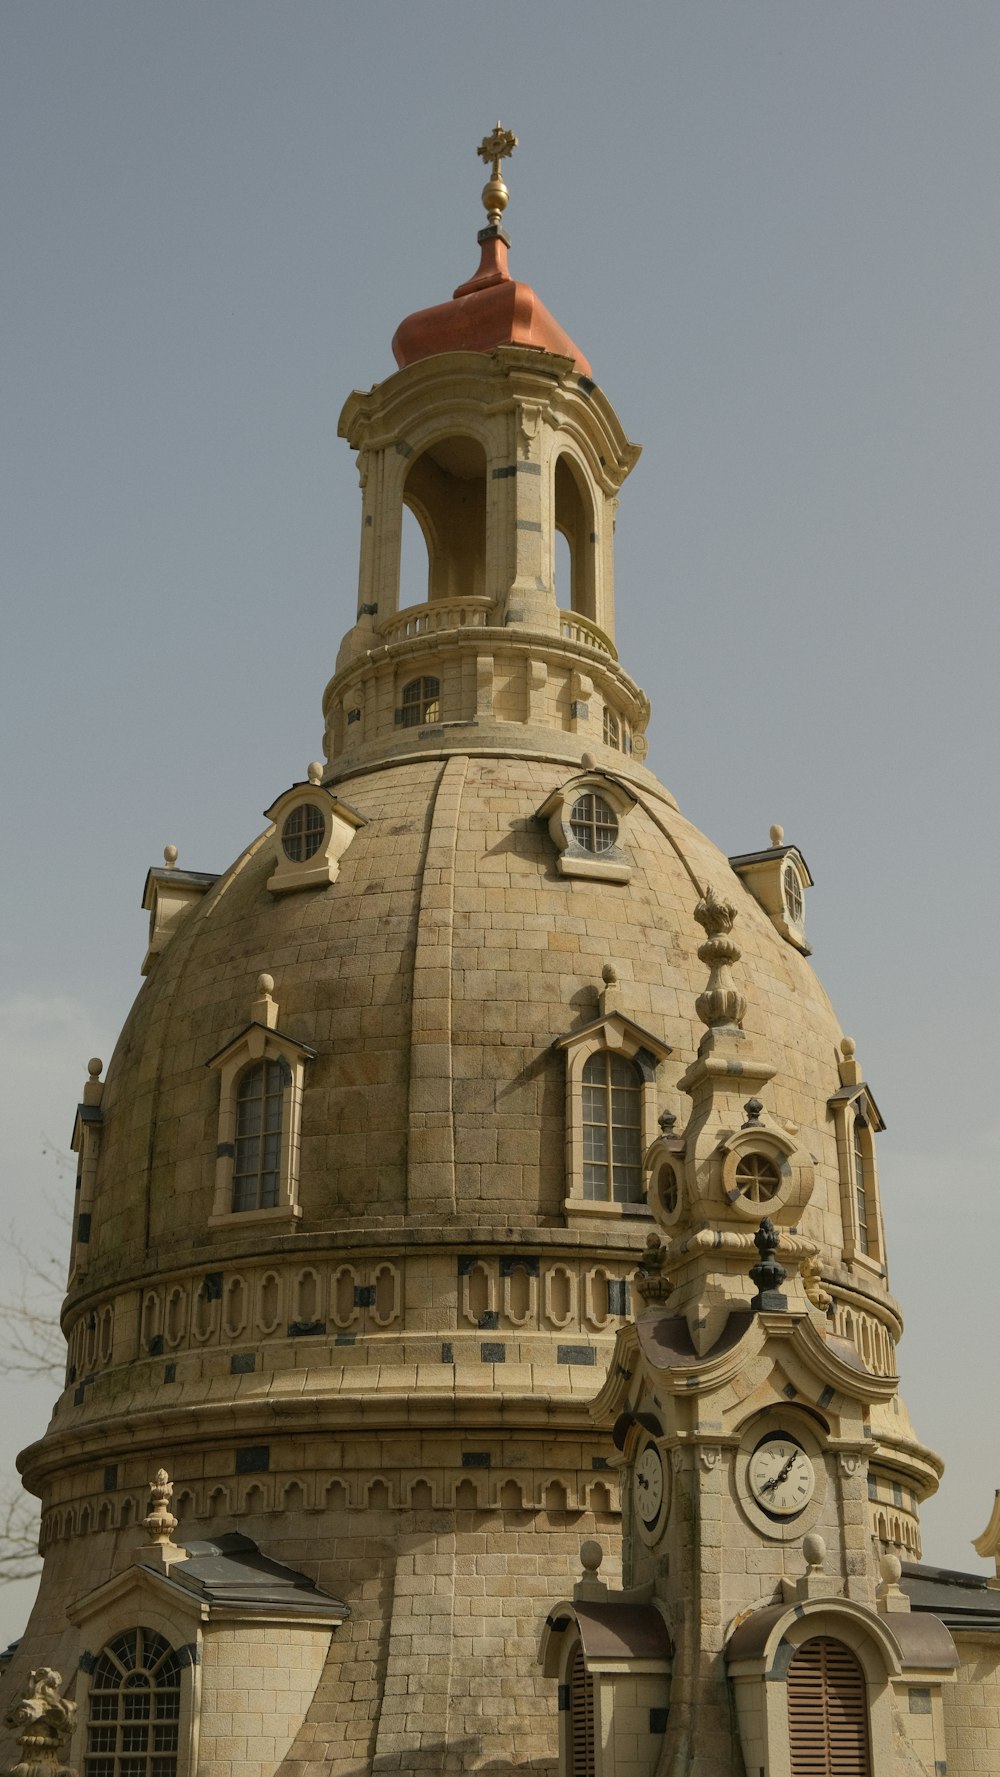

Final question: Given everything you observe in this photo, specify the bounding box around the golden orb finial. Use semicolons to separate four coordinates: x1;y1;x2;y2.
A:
477;121;518;227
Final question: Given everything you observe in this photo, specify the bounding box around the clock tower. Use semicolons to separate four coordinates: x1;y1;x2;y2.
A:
541;888;960;1777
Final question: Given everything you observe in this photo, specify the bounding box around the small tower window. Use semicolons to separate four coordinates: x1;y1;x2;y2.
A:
85;1627;182;1777
582;1051;643;1203
281;804;326;863
399;676;441;727
603;707;620;750
570;793;618;854
233;1061;285;1212
735;1152;781;1204
783;862;804;925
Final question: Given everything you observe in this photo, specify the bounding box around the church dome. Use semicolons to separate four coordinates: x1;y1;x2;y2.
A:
8;132;943;1777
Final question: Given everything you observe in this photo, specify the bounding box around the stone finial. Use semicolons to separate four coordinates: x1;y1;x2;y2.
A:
749;1217;788;1313
139;1468;185;1573
657;1109;677;1134
4;1667;77;1777
307;761;323;785
252;972;278;1030
877;1549;911;1613
769;824;784;848
742;1096;763;1128
634;1231;672;1305
838;1034;861;1087
693;886;746;1030
83;1059;104;1109
574;1537;608;1601
803;1533;825;1572
143;1469;177;1546
163;844;178;868
598;962;623;1016
580;751;596;771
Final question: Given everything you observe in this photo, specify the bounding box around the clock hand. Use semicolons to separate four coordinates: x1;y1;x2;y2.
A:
760;1452;798;1494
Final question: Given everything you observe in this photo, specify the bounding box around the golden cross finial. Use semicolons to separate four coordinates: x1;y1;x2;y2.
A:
477;121;518;228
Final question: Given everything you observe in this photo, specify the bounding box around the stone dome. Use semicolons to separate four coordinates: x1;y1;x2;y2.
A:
9;157;939;1777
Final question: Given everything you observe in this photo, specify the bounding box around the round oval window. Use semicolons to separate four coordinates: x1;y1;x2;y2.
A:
282;803;326;863
569;792;618;854
734;1152;781;1203
658;1162;679;1215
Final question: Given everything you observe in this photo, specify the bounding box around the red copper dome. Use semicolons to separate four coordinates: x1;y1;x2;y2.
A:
391;228;592;377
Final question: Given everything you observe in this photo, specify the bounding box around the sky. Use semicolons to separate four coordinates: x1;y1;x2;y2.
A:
2;1;999;1643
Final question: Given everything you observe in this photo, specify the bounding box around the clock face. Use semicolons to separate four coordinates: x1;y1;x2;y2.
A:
747;1437;816;1518
635;1445;665;1530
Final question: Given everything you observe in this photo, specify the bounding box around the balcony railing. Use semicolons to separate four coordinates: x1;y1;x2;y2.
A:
560;611;618;660
376;597;617;662
378;598;493;646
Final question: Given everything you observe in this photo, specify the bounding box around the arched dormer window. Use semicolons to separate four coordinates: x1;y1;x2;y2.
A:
233;1061;285;1213
207;977;315;1229
85;1627;182;1777
556;1013;670;1221
828;1060;885;1271
582;1051;643;1204
398;676;441;727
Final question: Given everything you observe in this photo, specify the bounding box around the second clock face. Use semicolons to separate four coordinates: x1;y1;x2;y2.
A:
635;1445;665;1530
747;1437;816;1518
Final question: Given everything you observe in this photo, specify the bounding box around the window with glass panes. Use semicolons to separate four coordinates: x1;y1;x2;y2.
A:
85;1628;182;1777
232;1060;285;1212
569;793;618;854
281;803;325;862
400;676;440;726
582;1052;643;1202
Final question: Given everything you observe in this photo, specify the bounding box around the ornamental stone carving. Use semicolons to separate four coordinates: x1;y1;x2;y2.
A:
693;886;746;1030
4;1669;77;1777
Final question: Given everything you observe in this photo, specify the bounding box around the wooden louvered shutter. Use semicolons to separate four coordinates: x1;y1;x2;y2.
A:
787;1636;871;1777
568;1642;596;1777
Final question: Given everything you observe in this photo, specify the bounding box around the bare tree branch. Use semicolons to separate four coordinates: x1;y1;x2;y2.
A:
0;1486;41;1586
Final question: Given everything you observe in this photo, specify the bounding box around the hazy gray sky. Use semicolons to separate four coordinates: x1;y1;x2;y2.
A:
2;2;999;1641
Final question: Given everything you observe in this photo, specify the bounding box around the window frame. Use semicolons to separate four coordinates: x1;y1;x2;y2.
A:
829;1085;886;1274
537;774;636;884
207;1026;315;1229
556;1014;670;1222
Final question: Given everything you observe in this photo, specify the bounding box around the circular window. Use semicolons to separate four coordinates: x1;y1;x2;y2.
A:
783;863;804;924
281;803;326;863
734;1152;781;1203
657;1162;679;1216
569;793;618;854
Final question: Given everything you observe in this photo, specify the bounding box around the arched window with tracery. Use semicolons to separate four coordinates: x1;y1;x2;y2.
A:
233;1060;285;1212
582;1051;643;1203
567;1642;596;1777
85;1627;182;1777
786;1636;871;1777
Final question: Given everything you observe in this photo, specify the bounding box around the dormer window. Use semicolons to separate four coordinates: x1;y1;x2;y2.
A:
570;792;618;855
582;1051;643;1203
233;1060;286;1213
264;770;365;895
829;1043;886;1271
399;676;440;727
729;829;813;955
538;775;636;883
281;804;325;863
783;862;804;926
